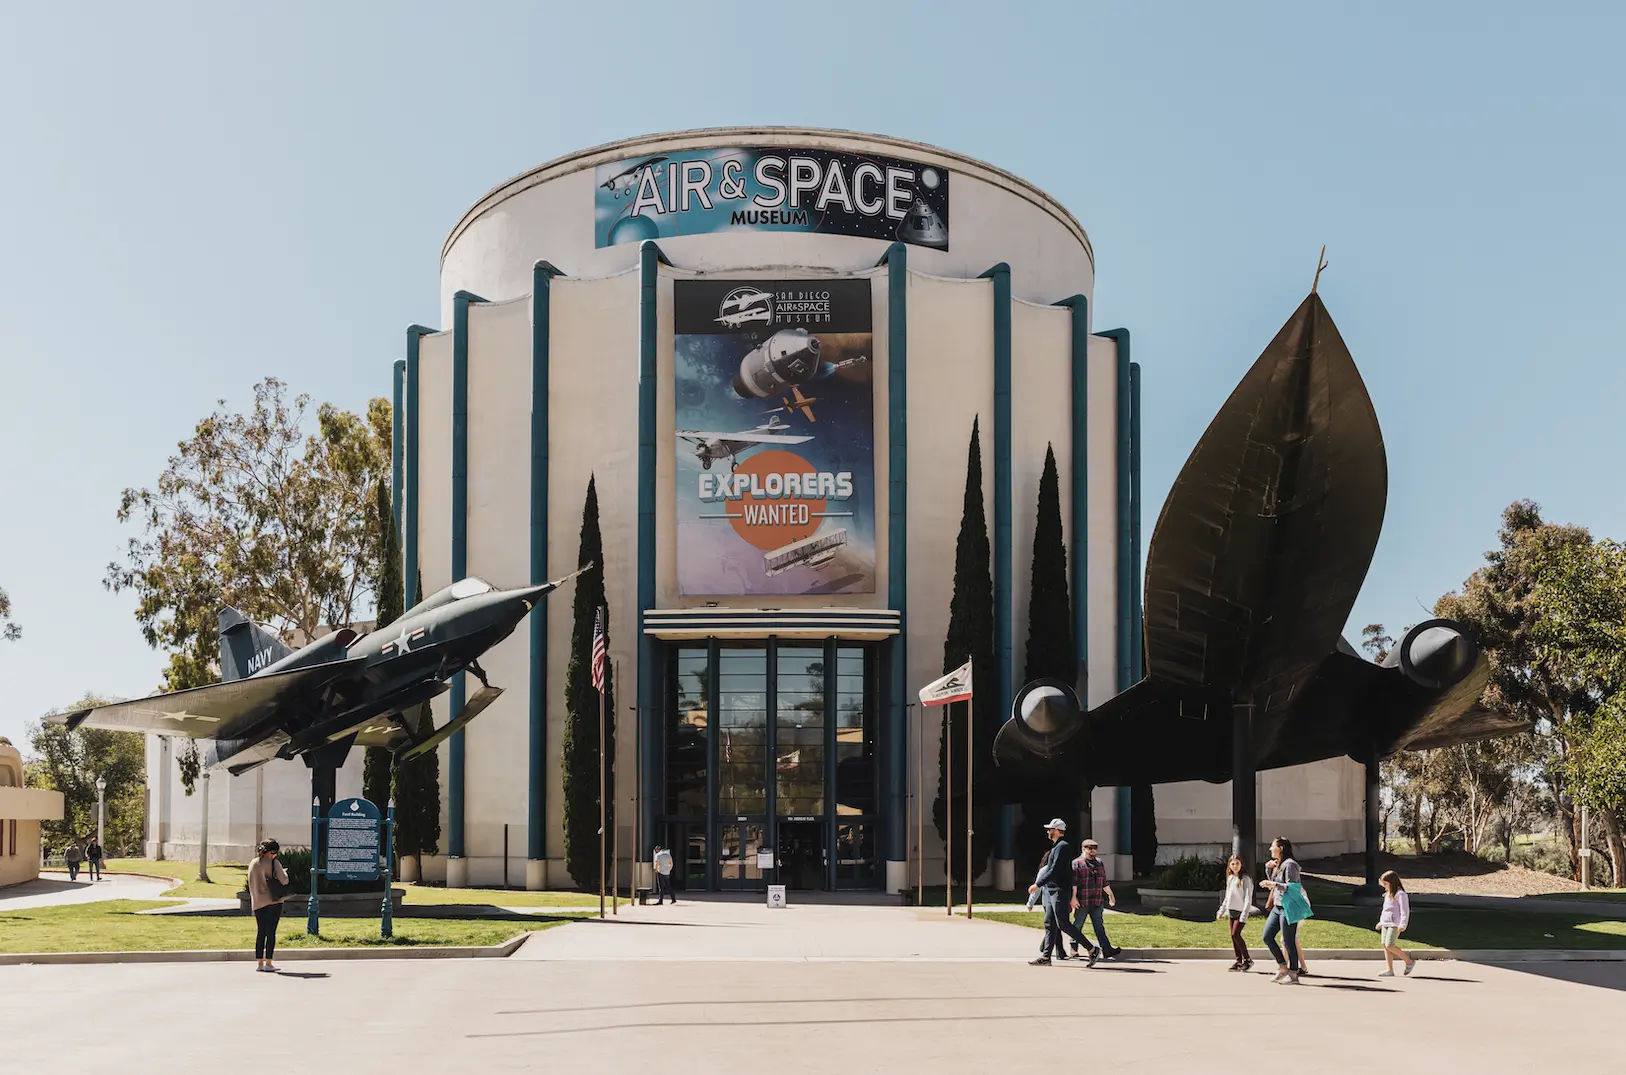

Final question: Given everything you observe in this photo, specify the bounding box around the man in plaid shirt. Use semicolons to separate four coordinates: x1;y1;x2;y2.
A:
1070;839;1123;959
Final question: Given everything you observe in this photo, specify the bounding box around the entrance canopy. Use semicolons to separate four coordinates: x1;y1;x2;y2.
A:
643;607;900;641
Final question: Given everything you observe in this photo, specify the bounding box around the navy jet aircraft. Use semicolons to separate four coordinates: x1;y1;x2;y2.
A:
55;568;590;777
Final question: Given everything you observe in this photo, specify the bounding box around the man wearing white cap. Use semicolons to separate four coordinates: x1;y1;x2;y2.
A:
1028;817;1098;966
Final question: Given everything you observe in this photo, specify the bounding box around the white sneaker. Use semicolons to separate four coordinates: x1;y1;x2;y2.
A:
1271;970;1289;984
1378;970;1395;977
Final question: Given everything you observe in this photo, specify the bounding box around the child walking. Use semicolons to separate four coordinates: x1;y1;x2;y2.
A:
1216;854;1254;971
1376;870;1415;977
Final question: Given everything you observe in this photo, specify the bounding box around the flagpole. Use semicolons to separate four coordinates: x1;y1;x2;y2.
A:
611;659;619;916
915;701;923;909
945;700;952;917
966;696;974;921
598;607;607;921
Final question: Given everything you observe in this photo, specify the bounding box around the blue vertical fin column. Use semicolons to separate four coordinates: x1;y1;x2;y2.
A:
878;243;909;886
449;290;486;865
529;263;564;870
391;361;405;556
1099;327;1134;858
1129;361;1143;683
636;242;668;870
1053;297;1089;692
404;327;434;610
979;263;1016;872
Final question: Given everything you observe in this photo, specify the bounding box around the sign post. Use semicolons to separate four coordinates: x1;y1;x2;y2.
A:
919;660;974;921
306;796;322;936
382;800;396;940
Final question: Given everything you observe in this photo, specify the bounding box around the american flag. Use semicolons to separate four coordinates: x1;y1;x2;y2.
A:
590;606;607;694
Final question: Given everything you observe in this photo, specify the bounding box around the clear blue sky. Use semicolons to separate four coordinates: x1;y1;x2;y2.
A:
2;4;1622;749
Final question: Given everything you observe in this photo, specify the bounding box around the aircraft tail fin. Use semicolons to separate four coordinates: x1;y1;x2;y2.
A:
219;607;292;681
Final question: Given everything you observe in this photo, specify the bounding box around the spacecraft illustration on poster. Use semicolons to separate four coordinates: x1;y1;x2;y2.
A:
674;278;877;596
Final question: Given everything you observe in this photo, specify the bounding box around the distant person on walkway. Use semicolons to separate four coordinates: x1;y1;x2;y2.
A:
1376;870;1415;977
1070;839;1122;960
86;839;104;881
1024;851;1048;911
1259;837;1305;985
247;839;290;973
653;844;675;905
64;840;83;881
1028;819;1096;966
1217;853;1254;971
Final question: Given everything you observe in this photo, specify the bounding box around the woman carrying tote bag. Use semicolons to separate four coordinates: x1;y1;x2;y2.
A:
247;839;291;973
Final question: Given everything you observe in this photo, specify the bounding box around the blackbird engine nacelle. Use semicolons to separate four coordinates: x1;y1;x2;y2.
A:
1383;618;1479;691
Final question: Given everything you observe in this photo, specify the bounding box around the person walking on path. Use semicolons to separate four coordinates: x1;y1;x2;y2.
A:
1024;852;1048;911
1070;839;1122;960
1028;819;1097;967
247;839;290;973
86;839;104;881
64;840;83;881
652;844;676;905
1217;853;1255;971
1259;837;1307;985
1376;870;1415;977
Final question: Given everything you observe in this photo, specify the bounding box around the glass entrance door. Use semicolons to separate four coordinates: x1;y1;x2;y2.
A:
718;820;767;891
778;820;826;890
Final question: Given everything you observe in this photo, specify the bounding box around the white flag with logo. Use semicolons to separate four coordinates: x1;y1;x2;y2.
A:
919;659;973;707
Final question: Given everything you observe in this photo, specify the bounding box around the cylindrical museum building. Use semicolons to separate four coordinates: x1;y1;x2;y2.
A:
397;128;1363;893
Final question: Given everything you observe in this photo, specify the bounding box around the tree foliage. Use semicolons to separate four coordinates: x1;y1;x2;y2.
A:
1016;444;1079;875
932;419;996;883
0;583;19;641
1434;500;1626;885
562;477;613;891
26;696;146;853
105;378;392;693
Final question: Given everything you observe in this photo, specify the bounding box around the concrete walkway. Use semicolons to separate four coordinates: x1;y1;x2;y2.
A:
1;920;1621;1073
0;873;173;911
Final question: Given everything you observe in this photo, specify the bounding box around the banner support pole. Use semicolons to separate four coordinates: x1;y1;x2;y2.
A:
966;697;974;920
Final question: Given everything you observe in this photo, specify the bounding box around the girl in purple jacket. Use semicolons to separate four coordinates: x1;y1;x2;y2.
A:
1376;870;1415;977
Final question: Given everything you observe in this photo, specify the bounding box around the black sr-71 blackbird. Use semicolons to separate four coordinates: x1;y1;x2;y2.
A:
990;290;1524;863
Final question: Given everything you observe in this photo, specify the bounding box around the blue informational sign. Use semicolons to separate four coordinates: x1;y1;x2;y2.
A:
595;147;950;251
325;798;382;882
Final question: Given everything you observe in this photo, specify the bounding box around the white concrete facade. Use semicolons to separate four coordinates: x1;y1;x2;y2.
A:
408;129;1363;889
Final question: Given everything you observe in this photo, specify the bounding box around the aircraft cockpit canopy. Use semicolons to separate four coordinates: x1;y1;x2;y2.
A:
409;576;496;615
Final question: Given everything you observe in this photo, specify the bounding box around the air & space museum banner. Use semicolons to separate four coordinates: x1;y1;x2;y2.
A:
597;148;949;251
674;278;876;596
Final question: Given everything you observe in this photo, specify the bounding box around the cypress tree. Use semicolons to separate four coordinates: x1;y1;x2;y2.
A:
562;476;614;890
1016;444;1082;875
393;566;440;859
932;419;996;883
363;478;401;810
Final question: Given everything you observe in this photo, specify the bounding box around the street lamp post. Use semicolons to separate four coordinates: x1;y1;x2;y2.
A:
95;777;106;849
197;770;211;884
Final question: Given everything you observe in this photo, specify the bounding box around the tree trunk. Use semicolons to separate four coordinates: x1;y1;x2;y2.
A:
1603;810;1626;889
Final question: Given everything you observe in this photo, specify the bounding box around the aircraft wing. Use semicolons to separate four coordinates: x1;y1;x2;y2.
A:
709;431;813;445
55;659;366;740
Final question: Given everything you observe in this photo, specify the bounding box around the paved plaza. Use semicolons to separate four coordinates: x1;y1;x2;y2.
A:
1;900;1620;1072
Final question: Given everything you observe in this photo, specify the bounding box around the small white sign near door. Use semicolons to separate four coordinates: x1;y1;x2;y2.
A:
767;884;787;909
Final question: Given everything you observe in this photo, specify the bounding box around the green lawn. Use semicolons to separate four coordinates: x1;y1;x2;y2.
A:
979;906;1626;951
400;884;600;908
101;858;248;899
0;900;553;954
99;859;599;906
1526;889;1626;902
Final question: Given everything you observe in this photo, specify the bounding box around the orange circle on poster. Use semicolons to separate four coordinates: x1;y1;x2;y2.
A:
725;449;827;551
